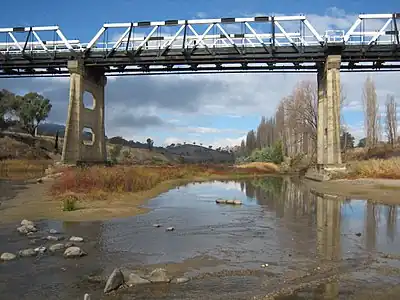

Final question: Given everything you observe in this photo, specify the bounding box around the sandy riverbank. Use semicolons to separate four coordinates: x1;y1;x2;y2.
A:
306;178;400;205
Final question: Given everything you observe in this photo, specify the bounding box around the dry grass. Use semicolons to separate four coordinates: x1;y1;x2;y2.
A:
345;157;400;179
0;159;51;180
234;162;280;173
50;164;277;201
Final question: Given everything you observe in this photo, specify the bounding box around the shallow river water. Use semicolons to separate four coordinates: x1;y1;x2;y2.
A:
1;177;400;300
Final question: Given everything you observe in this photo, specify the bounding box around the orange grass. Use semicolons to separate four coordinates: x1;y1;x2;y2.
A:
345;157;400;179
0;159;51;180
50;164;276;199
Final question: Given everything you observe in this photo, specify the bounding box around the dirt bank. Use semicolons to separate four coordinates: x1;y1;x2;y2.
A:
306;178;400;204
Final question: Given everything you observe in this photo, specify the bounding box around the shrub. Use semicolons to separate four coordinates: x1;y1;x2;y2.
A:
62;193;78;211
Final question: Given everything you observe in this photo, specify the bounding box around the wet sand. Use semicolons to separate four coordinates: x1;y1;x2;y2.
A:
0;178;400;299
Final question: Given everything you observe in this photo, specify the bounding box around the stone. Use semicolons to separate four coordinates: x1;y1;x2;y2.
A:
69;236;84;242
84;294;91;300
34;246;47;254
21;219;35;227
226;200;235;204
166;227;175;232
127;273;150;286
171;277;190;284
233;200;242;205
65;242;75;248
1;252;16;261
63;246;87;258
17;225;37;234
45;235;63;241
104;268;124;293
215;199;227;204
18;248;37;257
148;268;171;283
49;229;59;234
153;224;162;228
49;243;65;252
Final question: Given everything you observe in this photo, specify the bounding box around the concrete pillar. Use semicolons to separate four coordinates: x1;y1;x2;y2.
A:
61;60;107;164
316;55;342;167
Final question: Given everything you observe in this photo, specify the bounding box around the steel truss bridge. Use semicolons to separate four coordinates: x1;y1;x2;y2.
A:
0;13;399;78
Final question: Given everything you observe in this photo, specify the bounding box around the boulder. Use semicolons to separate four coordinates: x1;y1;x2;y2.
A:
126;273;150;286
69;236;84;242
1;252;16;261
49;243;65;252
18;248;37;257
21;219;35;227
63;246;87;258
104;268;124;293
34;246;47;254
148;268;171;283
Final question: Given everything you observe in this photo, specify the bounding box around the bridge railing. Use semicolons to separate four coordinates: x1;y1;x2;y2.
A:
0;14;398;57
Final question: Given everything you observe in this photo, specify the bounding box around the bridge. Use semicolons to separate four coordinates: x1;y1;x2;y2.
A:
1;13;399;174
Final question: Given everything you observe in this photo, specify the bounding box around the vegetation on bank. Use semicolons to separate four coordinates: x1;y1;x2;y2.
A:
0;159;50;180
50;163;279;207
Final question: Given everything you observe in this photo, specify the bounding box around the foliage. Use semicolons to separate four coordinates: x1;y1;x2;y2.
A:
15;92;52;136
246;140;284;164
0;159;50;180
146;138;154;151
62;193;78;211
109;144;123;163
358;138;366;148
340;131;355;150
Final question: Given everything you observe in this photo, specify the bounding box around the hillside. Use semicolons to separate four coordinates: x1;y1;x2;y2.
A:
0;127;235;164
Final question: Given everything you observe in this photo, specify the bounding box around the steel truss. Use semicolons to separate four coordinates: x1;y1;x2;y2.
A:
0;13;399;77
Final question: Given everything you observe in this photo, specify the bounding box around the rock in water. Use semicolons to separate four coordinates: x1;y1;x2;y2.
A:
34;246;47;254
49;229;59;234
1;252;16;261
148;268;171;283
127;273;150;286
166;227;175;232
69;236;84;242
63;247;87;258
104;268;124;293
49;243;65;252
21;219;35;227
172;277;190;284
17;225;37;234
18;248;37;257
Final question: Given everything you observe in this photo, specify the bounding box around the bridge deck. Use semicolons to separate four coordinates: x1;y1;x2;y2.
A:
0;13;399;77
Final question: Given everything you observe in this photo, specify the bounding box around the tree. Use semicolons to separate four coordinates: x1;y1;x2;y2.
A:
0;89;18;130
146;138;154;151
385;94;397;147
340;131;355;150
362;76;379;147
358;137;367;148
16;92;52;136
245;130;257;155
55;130;59;153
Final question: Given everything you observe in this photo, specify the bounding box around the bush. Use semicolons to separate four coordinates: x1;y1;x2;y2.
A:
62;193;78;211
249;140;284;164
109;144;123;163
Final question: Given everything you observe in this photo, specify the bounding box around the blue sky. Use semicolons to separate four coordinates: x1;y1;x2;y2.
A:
0;0;399;147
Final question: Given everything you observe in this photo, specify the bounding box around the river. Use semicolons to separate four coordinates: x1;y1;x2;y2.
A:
0;177;400;299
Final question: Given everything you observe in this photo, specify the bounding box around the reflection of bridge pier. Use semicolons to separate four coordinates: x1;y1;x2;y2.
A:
315;195;341;299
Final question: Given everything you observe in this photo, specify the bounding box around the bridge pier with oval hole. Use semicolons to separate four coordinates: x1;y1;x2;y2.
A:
306;54;346;181
61;60;107;165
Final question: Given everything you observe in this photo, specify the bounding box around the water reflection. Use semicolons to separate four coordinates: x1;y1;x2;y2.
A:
242;177;400;299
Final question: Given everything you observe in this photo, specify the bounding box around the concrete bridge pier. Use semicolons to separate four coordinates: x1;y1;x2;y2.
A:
61;60;107;164
306;55;346;181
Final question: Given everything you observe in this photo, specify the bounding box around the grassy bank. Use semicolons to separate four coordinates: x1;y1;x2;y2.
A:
341;157;400;179
0;159;51;180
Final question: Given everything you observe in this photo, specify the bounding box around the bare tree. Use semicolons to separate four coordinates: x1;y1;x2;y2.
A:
385;94;397;147
362;76;379;148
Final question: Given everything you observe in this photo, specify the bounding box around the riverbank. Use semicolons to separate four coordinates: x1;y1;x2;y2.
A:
306;177;400;205
0;162;279;223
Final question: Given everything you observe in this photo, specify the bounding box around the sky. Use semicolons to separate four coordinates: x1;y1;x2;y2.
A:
0;0;399;147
